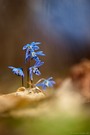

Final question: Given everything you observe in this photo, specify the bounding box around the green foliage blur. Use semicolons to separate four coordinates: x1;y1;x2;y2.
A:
0;114;90;135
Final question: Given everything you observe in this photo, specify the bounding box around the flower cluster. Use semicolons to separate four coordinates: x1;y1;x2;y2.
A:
8;41;55;90
23;42;45;62
25;49;45;62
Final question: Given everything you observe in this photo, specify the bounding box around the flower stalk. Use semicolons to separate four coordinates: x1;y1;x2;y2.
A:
22;76;24;86
27;68;30;87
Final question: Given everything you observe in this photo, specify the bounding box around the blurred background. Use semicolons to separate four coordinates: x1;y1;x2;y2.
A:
0;0;90;91
0;1;90;135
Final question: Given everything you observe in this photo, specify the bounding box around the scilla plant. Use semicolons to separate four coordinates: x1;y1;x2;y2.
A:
8;42;55;91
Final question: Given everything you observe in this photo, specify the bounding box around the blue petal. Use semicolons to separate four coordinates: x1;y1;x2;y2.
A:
23;42;40;51
35;69;41;76
50;80;56;84
18;69;24;77
34;60;44;68
23;44;29;50
36;82;47;90
47;81;53;87
31;42;40;50
36;51;45;56
8;66;14;69
31;42;41;45
25;49;30;61
36;83;41;87
12;68;18;75
36;82;43;87
33;46;39;50
42;85;47;90
33;56;40;62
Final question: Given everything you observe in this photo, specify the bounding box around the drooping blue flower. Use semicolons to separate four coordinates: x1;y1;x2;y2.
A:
23;42;41;51
25;49;45;62
29;61;44;80
8;66;24;77
36;77;56;90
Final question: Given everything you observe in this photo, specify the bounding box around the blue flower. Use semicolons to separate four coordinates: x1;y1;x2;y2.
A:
25;49;45;62
36;77;56;90
23;42;41;51
29;61;44;80
8;66;24;77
